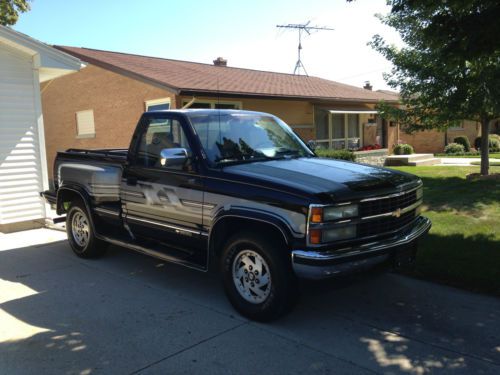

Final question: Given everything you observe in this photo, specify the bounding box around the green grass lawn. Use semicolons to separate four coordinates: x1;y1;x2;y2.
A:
437;152;500;159
391;166;500;296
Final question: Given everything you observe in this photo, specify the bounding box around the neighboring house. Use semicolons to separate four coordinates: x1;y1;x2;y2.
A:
40;46;481;178
0;27;83;233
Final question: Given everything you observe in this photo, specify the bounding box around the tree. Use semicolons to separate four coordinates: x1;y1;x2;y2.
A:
371;0;500;175
0;0;30;26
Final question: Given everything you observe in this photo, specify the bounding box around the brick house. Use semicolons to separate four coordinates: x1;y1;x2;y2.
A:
40;46;481;179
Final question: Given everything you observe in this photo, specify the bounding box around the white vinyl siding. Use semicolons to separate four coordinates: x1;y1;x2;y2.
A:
0;45;45;224
76;109;95;138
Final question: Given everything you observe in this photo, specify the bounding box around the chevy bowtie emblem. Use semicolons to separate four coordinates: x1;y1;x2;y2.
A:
392;208;402;218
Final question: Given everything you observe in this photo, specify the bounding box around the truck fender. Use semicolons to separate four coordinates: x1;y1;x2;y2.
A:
56;185;92;215
208;208;296;261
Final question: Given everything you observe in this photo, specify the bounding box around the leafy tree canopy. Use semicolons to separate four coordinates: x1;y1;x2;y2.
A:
371;0;500;175
0;0;30;26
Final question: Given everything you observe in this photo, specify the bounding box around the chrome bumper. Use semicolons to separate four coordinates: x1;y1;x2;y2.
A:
292;216;431;280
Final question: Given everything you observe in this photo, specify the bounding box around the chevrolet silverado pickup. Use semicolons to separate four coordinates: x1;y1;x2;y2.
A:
42;109;431;321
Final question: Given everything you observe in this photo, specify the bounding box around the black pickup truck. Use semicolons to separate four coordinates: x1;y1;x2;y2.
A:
42;109;431;321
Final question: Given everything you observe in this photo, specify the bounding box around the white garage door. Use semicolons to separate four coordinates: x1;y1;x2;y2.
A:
0;44;45;225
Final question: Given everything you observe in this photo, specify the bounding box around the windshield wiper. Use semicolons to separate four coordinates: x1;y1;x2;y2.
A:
214;156;270;167
274;148;302;158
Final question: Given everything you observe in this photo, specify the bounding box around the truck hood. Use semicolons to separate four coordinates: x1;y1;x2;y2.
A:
222;157;419;201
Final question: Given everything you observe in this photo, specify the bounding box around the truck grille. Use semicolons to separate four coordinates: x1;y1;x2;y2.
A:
360;189;417;217
359;209;416;237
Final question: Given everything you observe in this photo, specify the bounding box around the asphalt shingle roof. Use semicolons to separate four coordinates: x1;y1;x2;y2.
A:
55;46;399;103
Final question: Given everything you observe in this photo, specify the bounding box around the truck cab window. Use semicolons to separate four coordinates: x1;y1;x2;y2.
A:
136;118;191;169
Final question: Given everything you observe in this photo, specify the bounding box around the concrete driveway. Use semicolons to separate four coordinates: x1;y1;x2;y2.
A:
1;229;499;374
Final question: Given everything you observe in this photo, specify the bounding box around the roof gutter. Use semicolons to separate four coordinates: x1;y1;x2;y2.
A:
178;89;400;104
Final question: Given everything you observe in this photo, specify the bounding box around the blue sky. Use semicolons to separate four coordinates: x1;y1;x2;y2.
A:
14;0;401;90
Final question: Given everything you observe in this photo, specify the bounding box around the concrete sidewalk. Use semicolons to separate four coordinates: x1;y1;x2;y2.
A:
1;229;499;374
437;157;500;166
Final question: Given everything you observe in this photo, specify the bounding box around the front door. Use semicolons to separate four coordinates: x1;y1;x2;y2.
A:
121;114;207;267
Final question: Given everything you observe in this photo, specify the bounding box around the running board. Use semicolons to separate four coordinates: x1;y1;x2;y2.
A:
99;235;207;272
53;216;66;224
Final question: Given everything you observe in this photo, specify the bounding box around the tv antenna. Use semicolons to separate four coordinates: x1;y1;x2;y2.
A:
276;21;334;75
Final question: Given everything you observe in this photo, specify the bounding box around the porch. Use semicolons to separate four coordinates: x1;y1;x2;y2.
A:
313;106;393;151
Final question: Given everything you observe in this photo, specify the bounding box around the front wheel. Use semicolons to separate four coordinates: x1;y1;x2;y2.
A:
66;202;107;258
221;232;298;321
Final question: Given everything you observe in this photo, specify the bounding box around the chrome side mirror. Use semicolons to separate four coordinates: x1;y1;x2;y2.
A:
160;148;188;167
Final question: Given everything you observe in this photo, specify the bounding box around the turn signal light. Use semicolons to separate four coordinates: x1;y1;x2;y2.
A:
309;229;322;244
310;207;323;223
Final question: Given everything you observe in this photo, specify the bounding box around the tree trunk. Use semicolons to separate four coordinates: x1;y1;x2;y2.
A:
480;117;490;176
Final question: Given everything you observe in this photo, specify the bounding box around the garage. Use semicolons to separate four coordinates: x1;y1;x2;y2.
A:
0;26;82;232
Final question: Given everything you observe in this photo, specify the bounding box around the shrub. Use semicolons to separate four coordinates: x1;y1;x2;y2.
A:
315;148;356;161
474;136;500;151
453;136;471;152
444;142;465;155
393;143;414;155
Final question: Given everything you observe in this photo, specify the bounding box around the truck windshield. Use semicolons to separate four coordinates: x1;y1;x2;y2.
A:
188;112;314;166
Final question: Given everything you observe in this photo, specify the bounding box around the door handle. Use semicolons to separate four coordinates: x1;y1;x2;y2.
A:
126;176;138;186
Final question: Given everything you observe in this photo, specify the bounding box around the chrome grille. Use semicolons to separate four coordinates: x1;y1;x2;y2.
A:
360;189;417;217
359;209;416;237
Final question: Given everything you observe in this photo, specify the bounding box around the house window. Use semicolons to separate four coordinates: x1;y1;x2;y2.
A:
76;109;96;138
449;121;464;131
145;97;171;111
182;99;242;109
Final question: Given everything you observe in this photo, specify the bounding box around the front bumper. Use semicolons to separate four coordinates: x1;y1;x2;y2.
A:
292;216;431;279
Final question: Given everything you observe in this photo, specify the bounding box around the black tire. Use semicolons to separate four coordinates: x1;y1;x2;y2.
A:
220;231;298;322
66;202;107;258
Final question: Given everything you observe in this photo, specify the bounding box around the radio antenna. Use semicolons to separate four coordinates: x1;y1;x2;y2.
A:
276;21;334;75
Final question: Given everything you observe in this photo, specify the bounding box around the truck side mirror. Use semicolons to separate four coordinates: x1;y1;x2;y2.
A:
160;148;188;167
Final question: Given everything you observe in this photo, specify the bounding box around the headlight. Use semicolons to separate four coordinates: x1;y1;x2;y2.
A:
416;186;423;200
324;204;359;221
310;204;359;223
309;225;357;244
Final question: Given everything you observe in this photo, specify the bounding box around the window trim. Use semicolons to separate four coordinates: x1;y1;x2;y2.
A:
145;97;171;111
75;109;96;139
181;99;242;109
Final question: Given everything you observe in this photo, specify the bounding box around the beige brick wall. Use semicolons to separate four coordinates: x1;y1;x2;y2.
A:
446;120;480;148
41;64;176;177
389;121;480;154
398;129;445;153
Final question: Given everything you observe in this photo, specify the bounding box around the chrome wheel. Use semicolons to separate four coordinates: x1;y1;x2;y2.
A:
71;209;90;248
232;249;272;304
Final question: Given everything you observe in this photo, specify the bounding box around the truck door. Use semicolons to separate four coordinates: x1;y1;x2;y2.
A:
121;114;207;267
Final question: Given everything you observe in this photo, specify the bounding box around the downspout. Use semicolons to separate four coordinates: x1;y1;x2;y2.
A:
182;97;197;109
41;79;55;94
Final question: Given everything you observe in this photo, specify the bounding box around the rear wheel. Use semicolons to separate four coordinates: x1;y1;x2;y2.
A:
66;202;107;258
221;232;298;321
